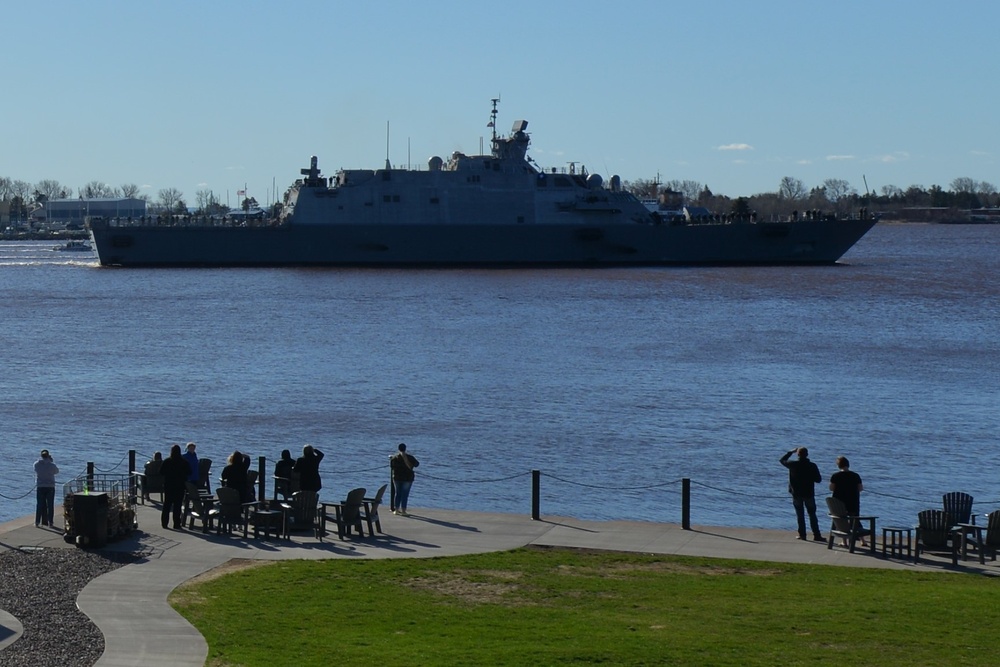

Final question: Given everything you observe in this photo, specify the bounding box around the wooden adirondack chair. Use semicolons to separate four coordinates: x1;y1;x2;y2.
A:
216;486;253;536
320;487;367;541
246;469;259;502
942;492;978;557
185;482;219;533
915;509;958;565
273;469;299;501
198;458;213;492
361;484;388;535
825;497;875;554
136;458;165;504
942;492;974;525
282;490;320;536
964;510;1000;564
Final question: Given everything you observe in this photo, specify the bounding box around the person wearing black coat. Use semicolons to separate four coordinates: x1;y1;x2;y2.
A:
780;446;823;541
294;445;324;493
390;443;419;515
273;449;295;500
221;450;249;503
160;444;192;529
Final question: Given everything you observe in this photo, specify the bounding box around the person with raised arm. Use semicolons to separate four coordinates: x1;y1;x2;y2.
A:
780;446;823;541
294;445;324;493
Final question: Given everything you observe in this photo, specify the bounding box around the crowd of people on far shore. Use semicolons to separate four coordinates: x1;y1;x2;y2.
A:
31;442;420;533
779;447;863;544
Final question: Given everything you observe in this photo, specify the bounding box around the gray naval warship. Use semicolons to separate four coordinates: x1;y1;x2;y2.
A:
89;102;876;268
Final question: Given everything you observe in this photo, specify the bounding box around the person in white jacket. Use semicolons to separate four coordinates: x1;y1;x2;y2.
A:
33;449;60;527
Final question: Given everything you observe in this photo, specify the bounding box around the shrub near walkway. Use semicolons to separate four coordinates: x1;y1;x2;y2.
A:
171;546;1000;666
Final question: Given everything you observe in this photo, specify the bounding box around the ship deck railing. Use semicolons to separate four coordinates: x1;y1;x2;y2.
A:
88;216;285;229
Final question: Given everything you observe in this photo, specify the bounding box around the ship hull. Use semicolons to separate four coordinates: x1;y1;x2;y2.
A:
89;218;876;268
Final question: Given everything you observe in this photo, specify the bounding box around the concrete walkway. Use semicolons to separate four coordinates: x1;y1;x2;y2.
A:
0;504;992;666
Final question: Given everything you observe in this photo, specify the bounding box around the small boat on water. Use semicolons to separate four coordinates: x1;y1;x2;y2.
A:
88;101;877;268
54;240;94;252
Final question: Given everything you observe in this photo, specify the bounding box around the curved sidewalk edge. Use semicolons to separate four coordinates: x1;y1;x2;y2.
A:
0;609;24;652
0;514;57;657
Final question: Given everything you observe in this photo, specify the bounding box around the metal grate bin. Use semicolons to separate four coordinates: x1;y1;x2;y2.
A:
62;474;137;541
72;492;109;548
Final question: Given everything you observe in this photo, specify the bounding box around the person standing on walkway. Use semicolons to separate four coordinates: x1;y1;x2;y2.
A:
390;443;419;515
242;453;257;502
182;442;200;486
829;456;863;516
159;444;192;530
221;450;249;503
273;449;295;500
780;447;823;541
33;449;59;527
294;445;324;494
180;442;199;514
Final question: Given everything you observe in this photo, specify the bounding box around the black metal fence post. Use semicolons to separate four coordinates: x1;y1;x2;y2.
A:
257;456;266;503
531;469;540;520
389;455;395;511
86;461;95;491
682;477;691;530
128;450;136;504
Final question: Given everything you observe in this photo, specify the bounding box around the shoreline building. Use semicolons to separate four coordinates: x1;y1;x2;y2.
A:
41;198;147;225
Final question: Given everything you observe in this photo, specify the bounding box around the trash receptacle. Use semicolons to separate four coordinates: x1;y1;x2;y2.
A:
73;492;108;548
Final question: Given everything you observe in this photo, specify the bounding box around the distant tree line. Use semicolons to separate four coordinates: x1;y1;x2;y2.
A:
0;176;268;221
622;175;998;219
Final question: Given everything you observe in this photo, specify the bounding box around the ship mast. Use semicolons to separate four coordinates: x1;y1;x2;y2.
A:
385;121;391;170
488;97;500;152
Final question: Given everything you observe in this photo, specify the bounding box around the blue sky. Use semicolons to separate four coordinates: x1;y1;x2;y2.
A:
3;1;998;203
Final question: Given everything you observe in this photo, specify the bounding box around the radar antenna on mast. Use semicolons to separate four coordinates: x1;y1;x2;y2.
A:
488;97;500;144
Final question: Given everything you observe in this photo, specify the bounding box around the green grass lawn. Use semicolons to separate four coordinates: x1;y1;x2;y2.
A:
171;546;1000;666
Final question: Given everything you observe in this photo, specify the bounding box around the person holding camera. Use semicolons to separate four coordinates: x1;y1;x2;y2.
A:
780;446;823;541
160;443;192;529
293;445;325;493
33;449;60;527
390;443;419;516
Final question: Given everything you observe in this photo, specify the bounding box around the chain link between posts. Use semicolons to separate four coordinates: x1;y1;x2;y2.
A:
7;450;1000;518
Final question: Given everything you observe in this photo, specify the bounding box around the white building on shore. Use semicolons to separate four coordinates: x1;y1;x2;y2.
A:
38;198;147;225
